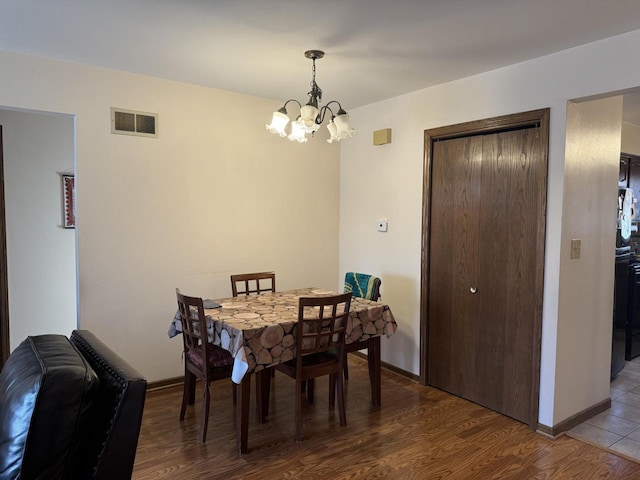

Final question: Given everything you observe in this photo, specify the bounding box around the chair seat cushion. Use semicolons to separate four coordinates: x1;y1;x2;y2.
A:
300;351;339;367
280;350;340;370
186;344;234;367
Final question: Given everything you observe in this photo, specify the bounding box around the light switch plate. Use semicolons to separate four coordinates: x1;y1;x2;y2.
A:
570;239;581;259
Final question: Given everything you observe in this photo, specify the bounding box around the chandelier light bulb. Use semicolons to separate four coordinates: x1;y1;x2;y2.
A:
300;104;319;127
288;119;308;143
326;120;339;143
265;108;290;137
334;112;355;140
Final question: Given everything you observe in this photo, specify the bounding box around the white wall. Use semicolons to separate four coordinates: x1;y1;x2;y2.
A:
4;27;640;428
341;29;640;428
0;109;77;348
555;97;622;422
0;49;341;382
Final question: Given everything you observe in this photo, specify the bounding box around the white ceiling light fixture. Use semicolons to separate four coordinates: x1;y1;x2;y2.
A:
266;50;356;144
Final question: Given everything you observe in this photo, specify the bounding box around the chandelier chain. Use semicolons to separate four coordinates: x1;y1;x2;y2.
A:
309;57;322;102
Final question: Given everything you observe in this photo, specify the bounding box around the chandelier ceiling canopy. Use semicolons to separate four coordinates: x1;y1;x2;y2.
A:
266;50;356;144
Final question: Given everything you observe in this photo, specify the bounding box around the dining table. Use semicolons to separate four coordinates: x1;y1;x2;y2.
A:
168;287;398;454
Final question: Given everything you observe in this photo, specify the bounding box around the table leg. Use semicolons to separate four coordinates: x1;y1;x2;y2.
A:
236;374;251;454
368;336;381;408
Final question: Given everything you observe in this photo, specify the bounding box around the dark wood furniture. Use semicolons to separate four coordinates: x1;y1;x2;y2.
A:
272;293;352;441
231;271;277;384
176;289;234;443
618;153;640;362
168;288;397;453
620;152;640;196
619;152;640;254
230;271;276;296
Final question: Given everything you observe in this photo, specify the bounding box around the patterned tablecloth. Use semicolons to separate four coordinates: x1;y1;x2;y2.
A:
169;288;398;383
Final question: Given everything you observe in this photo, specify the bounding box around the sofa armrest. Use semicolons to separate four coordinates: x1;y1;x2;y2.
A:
70;330;147;480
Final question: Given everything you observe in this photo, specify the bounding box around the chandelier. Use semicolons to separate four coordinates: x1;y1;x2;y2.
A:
266;50;356;143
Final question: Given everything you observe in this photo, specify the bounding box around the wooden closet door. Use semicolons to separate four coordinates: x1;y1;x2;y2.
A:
428;135;482;401
428;126;542;424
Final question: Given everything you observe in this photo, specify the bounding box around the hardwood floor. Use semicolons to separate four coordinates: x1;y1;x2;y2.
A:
133;357;640;479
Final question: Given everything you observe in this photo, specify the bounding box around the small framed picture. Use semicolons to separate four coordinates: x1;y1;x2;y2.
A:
62;174;75;228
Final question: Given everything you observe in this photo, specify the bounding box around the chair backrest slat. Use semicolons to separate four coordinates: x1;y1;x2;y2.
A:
297;293;352;357
230;271;276;297
176;289;209;377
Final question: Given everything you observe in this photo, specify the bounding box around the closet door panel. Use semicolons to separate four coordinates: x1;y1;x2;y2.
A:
428;136;481;399
476;127;541;423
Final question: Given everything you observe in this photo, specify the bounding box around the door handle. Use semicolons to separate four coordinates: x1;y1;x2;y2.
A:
470;286;477;294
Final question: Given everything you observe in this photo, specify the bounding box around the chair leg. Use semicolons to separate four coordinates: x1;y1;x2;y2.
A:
328;373;336;410
188;372;197;405
337;371;347;427
180;371;195;420
295;378;303;442
200;380;211;443
343;354;349;380
307;378;315;404
301;380;315;403
232;382;237;406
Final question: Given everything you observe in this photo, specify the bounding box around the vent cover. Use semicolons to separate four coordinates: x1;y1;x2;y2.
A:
110;108;158;137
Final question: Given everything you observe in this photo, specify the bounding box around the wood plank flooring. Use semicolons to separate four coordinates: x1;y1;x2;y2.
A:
133;357;640;479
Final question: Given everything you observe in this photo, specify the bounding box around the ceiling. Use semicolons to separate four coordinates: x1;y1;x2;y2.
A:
2;0;640;122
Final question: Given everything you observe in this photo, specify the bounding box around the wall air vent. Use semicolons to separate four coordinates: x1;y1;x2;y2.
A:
110;108;158;138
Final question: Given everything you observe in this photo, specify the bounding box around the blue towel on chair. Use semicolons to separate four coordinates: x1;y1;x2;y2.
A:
343;272;380;300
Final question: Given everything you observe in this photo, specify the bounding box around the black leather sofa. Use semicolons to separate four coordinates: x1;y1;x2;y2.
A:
0;330;147;480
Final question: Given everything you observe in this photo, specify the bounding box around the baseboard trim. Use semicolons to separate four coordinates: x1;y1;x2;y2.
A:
350;351;420;383
537;397;611;438
150;357;419;392
147;376;183;391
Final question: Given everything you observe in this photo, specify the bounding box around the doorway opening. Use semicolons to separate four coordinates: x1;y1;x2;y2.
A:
0;108;77;365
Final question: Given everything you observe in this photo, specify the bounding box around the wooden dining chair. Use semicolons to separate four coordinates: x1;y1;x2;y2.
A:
230;271;276;296
343;272;381;380
274;292;352;442
231;271;277;386
176;288;234;443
